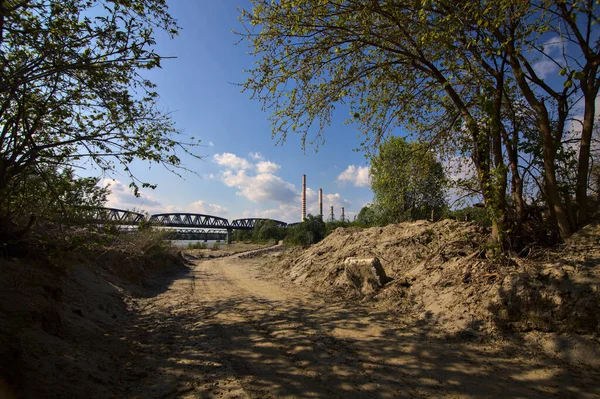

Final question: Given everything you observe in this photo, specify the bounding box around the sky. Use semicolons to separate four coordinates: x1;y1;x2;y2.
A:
88;1;596;223
96;1;374;223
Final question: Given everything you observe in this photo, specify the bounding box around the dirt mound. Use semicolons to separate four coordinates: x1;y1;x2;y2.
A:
272;220;600;365
0;248;187;398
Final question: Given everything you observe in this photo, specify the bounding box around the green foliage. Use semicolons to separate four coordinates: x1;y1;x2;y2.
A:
286;214;326;247
187;242;208;250
233;229;253;242
252;219;284;241
2;166;108;229
0;0;200;236
356;204;378;227
447;206;492;228
239;0;600;243
370;137;447;224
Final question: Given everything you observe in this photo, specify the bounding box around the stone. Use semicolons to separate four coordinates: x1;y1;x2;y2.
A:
344;257;390;294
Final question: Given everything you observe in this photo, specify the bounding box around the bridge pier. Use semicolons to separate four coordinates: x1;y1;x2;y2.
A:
226;228;232;245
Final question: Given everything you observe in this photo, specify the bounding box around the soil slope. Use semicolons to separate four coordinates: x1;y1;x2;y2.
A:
1;230;599;398
271;219;600;366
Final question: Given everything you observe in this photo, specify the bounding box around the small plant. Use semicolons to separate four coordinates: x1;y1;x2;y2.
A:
187;241;207;250
211;242;221;250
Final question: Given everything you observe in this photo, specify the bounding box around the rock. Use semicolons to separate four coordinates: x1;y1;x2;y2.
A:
344;257;389;294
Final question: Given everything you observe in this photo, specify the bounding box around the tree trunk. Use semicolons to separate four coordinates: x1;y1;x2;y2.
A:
503;40;572;240
489;77;508;245
575;77;598;226
500;108;524;236
512;173;524;235
562;185;576;233
541;128;573;239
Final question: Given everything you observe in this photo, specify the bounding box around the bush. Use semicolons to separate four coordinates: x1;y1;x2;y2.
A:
253;219;284;241
187;241;207;249
233;229;253;241
447;206;492;227
286;214;326;247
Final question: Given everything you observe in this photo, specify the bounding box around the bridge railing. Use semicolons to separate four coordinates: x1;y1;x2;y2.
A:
75;207;146;225
79;209;295;234
148;213;230;228
230;218;288;230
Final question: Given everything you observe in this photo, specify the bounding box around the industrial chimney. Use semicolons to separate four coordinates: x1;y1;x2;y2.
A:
318;188;323;219
302;174;306;221
329;206;334;222
341;207;345;222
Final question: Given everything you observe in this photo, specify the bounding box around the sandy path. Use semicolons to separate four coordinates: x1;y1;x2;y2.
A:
120;249;600;398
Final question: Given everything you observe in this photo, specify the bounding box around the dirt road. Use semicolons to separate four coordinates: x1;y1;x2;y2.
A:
120;249;600;398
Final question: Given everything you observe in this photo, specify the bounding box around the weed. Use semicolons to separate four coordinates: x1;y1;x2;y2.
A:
187;241;207;250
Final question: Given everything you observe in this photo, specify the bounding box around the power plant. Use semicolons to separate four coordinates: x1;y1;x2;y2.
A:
302;174;306;221
301;175;343;222
319;188;323;219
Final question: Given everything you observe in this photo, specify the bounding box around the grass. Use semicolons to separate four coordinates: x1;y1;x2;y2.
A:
187;241;208;250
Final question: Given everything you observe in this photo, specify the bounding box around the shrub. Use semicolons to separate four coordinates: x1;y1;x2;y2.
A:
286;214;326;247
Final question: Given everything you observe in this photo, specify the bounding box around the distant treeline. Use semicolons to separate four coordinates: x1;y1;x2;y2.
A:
234;206;492;247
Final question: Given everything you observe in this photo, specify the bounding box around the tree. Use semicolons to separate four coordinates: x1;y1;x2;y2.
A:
1;166;109;241
239;0;599;242
253;219;283;240
0;0;199;235
238;0;511;242
287;214;326;246
356;204;377;226
370;137;446;223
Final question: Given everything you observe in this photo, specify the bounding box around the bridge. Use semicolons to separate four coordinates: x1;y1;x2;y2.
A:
90;208;293;243
229;218;287;230
148;213;230;229
76;207;146;225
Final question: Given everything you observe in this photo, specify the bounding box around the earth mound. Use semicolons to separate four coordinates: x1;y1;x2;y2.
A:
271;219;600;365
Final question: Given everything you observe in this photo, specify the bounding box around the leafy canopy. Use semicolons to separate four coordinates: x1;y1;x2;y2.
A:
0;0;200;210
370;136;447;223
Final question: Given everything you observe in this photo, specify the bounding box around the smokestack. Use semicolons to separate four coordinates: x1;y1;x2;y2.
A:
341;207;345;221
330;206;334;222
319;188;323;219
302;174;306;221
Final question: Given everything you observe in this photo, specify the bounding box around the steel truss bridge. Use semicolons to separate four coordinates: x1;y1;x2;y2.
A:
89;208;291;243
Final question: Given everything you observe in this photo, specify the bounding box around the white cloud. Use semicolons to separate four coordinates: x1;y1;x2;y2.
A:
164;201;228;216
256;203;301;222
213;152;251;170
532;37;565;79
442;156;482;207
102;179;163;214
208;141;215;147
532;60;559;79
211;151;354;222
256;160;281;174
337;165;371;187
230;187;354;222
542;36;564;55
221;169;297;204
444;156;475;182
186;200;228;215
323;193;352;209
564;96;600;154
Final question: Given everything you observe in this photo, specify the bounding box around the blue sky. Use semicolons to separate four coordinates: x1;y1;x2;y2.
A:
93;2;596;222
99;1;374;223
